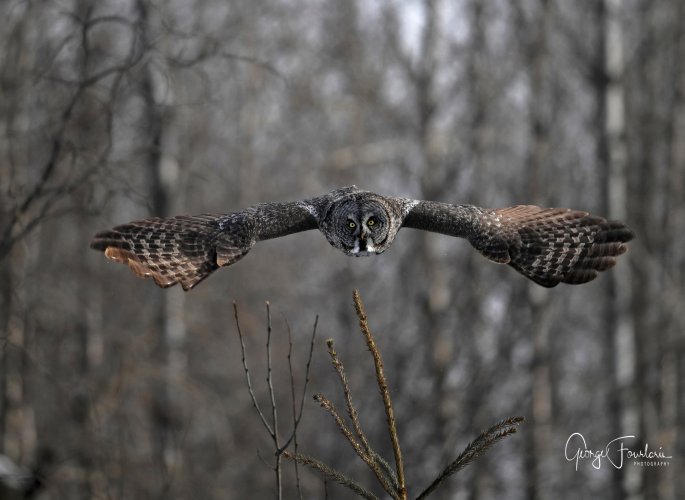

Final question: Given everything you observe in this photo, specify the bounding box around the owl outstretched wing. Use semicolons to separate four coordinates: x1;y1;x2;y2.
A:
92;187;634;290
90;201;321;291
401;201;634;287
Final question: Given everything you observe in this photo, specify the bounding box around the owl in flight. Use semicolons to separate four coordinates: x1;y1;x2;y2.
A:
91;186;633;291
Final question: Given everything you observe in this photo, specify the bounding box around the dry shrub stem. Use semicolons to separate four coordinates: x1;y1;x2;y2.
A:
233;302;318;500
414;416;524;500
246;291;522;498
313;392;398;496
282;451;380;500
353;290;407;499
326;340;399;489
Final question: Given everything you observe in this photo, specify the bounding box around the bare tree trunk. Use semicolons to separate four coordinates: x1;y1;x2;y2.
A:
68;3;97;498
513;2;555;498
413;5;462;498
136;3;187;495
0;1;32;462
0;255;24;463
661;2;685;499
597;1;639;498
460;3;494;500
0;263;7;454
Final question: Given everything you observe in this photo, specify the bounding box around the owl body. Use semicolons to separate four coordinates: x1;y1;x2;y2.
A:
91;186;634;290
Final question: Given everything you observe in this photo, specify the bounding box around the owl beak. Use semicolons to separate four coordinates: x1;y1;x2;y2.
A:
358;227;371;251
354;229;377;255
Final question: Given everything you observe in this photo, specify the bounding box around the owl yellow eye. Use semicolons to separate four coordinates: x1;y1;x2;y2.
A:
367;218;376;227
348;221;356;229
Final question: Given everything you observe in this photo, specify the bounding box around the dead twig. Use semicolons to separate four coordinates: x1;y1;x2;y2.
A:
233;302;274;436
233;302;318;500
353;290;407;499
283;451;380;500
326;340;398;489
415;416;525;500
284;291;523;498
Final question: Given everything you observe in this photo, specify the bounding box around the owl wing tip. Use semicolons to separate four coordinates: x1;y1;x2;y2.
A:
500;207;634;287
90;233;112;252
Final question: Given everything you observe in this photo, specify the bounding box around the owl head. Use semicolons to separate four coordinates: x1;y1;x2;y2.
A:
324;193;399;256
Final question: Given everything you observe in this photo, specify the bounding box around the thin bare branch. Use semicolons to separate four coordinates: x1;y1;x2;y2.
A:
0;6;146;262
265;302;279;442
326;339;399;490
285;320;303;500
279;315;318;453
312;394;366;460
325;340;372;452
263;301;282;498
313;393;398;497
283;451;380;500
415;416;525;500
353;290;407;499
235;295;523;499
233;302;274;436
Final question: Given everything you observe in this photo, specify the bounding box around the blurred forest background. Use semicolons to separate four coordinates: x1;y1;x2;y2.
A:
1;0;684;498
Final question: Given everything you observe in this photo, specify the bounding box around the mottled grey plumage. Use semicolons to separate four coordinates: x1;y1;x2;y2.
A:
91;186;634;290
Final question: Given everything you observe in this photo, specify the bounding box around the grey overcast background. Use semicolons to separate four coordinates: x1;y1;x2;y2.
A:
1;0;684;498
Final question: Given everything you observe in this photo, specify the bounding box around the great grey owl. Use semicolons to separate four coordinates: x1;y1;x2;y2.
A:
91;186;634;290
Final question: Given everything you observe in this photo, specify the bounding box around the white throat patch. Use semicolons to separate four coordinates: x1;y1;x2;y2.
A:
351;238;376;257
